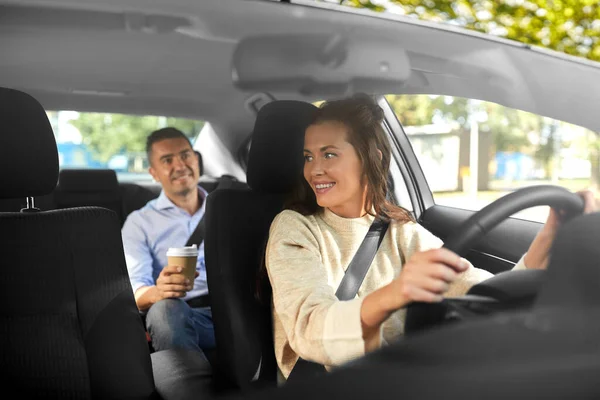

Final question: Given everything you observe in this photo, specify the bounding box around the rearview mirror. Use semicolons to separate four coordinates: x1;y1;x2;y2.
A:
232;34;411;96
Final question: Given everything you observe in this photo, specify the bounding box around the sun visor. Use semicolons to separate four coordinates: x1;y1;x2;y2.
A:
232;34;411;96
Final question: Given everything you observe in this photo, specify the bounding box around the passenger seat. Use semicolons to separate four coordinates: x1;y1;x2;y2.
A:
203;100;318;391
0;86;159;399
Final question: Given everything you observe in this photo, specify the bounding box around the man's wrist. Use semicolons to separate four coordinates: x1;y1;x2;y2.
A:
135;285;160;311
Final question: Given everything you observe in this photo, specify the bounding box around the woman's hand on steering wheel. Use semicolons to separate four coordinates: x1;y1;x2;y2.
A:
386;248;469;308
525;190;598;270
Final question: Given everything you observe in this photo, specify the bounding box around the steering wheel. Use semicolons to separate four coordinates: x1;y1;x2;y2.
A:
404;185;584;334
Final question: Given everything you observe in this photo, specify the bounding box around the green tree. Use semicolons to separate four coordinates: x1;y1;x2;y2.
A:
337;0;600;62
388;94;534;153
386;94;469;126
481;104;540;153
572;127;600;190
69;113;203;164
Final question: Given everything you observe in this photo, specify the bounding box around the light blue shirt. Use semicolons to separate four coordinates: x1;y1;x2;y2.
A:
122;185;209;301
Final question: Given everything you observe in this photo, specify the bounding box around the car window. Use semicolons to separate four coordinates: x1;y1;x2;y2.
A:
47;111;204;182
386;94;599;222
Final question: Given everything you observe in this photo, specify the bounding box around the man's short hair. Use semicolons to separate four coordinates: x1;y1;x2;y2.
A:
146;127;193;162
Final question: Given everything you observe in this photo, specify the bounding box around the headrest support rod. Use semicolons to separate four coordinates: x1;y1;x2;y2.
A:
21;197;40;213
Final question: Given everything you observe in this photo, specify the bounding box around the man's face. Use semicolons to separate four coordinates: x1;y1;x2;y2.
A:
148;137;200;198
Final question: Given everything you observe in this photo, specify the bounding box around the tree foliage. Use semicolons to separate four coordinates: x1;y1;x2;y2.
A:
338;0;599;62
69;113;203;163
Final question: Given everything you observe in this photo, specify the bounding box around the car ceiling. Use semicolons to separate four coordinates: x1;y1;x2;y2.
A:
1;0;599;155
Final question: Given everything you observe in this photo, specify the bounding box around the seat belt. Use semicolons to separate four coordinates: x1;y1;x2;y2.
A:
185;218;206;248
287;219;390;382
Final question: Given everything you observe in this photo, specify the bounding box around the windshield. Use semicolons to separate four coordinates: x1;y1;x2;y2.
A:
48;111;204;182
327;0;599;63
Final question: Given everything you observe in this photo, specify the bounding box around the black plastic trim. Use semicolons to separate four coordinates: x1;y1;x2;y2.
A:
377;96;433;219
419;204;543;274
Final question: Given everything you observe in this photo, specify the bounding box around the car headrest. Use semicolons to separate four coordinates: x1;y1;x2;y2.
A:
246;100;318;194
194;151;203;176
535;211;600;309
0;88;59;200
56;169;119;193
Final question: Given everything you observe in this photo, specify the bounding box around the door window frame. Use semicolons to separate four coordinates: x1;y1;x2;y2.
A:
377;96;434;220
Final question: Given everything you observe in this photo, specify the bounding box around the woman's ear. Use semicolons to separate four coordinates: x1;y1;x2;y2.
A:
377;149;383;161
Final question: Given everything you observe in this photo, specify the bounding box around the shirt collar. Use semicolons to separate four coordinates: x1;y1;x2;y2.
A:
156;184;209;211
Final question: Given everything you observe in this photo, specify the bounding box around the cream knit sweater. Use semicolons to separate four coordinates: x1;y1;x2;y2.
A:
266;208;527;379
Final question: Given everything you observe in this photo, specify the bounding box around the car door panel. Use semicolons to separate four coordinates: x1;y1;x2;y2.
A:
418;205;542;274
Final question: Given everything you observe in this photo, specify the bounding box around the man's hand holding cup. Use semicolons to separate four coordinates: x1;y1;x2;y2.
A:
156;245;199;300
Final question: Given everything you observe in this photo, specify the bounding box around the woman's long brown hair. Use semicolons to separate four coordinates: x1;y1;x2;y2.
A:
256;93;414;302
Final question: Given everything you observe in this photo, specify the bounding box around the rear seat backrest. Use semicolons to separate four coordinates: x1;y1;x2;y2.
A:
120;177;247;225
120;182;161;222
54;169;123;221
44;169;246;226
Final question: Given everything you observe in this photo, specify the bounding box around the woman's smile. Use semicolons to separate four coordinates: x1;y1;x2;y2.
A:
313;181;336;195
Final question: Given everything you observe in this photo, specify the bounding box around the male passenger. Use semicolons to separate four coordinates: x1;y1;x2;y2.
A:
122;127;214;357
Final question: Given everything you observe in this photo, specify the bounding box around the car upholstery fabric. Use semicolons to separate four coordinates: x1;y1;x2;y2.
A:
121;182;162;222
204;100;318;391
0;88;59;199
55;169;123;221
0;208;159;399
0;87;159;399
246;101;317;194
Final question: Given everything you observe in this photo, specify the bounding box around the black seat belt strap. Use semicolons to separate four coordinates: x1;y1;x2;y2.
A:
185;217;206;248
335;219;390;301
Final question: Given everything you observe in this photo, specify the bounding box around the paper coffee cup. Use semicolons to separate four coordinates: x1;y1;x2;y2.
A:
166;245;198;283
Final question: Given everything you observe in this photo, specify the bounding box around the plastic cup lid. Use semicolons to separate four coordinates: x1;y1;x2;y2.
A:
166;244;198;257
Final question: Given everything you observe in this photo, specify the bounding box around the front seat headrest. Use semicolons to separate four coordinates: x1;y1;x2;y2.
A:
0;88;59;199
246;100;318;194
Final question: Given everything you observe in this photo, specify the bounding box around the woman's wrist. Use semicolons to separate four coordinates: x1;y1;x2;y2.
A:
360;286;398;331
525;229;555;269
377;283;409;314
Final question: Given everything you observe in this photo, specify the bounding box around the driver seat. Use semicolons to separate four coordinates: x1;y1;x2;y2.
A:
203;100;318;392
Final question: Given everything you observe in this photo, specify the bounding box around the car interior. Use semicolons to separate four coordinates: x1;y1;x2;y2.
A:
2;0;600;399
